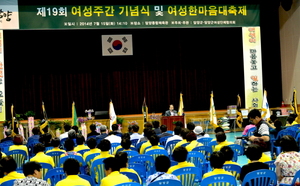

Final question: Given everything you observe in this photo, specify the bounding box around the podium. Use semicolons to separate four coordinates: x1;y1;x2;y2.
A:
161;116;185;131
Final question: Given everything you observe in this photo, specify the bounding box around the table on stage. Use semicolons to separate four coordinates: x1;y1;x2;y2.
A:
161;116;184;131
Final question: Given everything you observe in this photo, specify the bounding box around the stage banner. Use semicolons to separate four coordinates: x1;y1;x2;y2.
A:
0;0;19;29
18;4;260;29
0;30;5;121
242;27;263;109
102;35;133;56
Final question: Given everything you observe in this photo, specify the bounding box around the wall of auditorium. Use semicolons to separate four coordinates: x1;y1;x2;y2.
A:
279;0;300;103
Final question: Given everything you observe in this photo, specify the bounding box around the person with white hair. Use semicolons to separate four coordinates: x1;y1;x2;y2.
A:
193;126;210;139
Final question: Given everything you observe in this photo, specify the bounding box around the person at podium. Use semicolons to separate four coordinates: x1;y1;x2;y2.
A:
165;104;178;116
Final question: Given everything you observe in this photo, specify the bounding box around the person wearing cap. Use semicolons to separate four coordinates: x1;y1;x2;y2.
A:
194;126;210;139
96;125;108;143
1;129;13;143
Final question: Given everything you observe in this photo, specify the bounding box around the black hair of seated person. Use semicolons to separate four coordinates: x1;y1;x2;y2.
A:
76;134;85;145
132;125;139;132
280;135;299;152
144;122;153;129
245;144;263;161
13;134;24;145
97;139;111;151
51;137;61;147
0;156;17;174
247;109;262;120
269;115;277;123
172;146;188;162
44;133;52;144
33;143;46;154
220;146;234;161
160;125;168;133
216;132;226;143
274;120;283;130
103;157;121;172
186;122;196;131
210;151;226;169
180;128;190;139
72;126;79;134
152;121;160;129
112;124;119;131
64;124;71;132
155;155;171;172
23;161;42;177
174;126;182;135
63;158;80;175
214;127;224;134
287;116;296;124
145;129;156;139
64;138;75;151
87;138;97;149
89;124;96;132
149;135;159;146
115;152;128;168
186;132;197;142
175;121;184;128
121;138;131;150
32;127;40;135
121;133;131;140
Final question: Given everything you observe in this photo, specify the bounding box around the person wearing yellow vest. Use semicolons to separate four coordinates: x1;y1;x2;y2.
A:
0;156;25;184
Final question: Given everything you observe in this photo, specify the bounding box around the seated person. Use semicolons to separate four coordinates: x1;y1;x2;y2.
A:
139;122;154;143
270;120;284;139
27;127;40;143
130;125;143;141
194;126;210;139
104;131;122;144
60;138;82;158
93;139;114;161
185;132;203;152
9;134;28;157
87;124;100;137
39;133;52;147
45;137;66;154
158;125;173;138
240;144;269;182
146;155;180;186
140;130;156;154
165;126;182;147
202;151;232;179
74;135;89;152
1;129;13;143
145;135;164;153
30;143;55;168
220;146;240;165
153;121;161;135
286;114;298;126
211;127;225;141
13;161;49;186
186;122;196;132
72;126;80;136
68;129;77;140
174;128;190;149
213;132;233;152
60;124;71;140
167;146;195;174
0;156;25;184
247;138;271;163
101;157;130;186
113;133;134;155
83;138;101;161
116;152;142;184
56;158;90;186
111;124;122;137
96;125;108;143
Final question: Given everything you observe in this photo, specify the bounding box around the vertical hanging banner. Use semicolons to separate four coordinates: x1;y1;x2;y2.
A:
0;30;5;121
102;35;133;56
0;0;19;29
242;27;263;109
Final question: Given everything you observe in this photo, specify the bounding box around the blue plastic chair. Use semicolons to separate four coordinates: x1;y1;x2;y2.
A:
130;139;139;147
145;149;168;161
228;144;244;156
0;142;12;154
197;137;213;146
159;136;172;147
265;160;276;172
85;153;100;168
181;143;189;147
109;143;121;154
279;169;300;186
172;167;202;186
166;131;173;134
46;151;65;168
128;163;147;183
201;174;237;186
136;141;147;152
120;172;142;184
77;149;90;156
208;140;218;152
79;174;95;186
192;146;213;161
90;158;106;185
271;130;297;157
187;151;206;175
1;179;16;186
241;169;277;186
26;139;40;158
123;150;139;159
115;182;142;186
129;154;155;176
165;140;181;155
144;145;165;152
148;179;182;186
60;138;68;149
171;160;178;166
45;146;54;152
116;147;138;154
87;135;97;140
44;168;66;186
7;150;28;170
223;164;242;180
40;162;54;180
59;154;86;174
